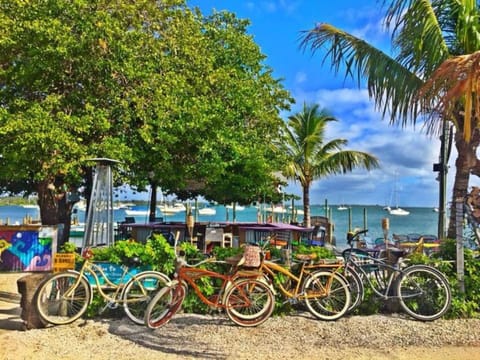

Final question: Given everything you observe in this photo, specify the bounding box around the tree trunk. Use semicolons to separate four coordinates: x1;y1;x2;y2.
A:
447;131;479;238
57;194;74;249
37;179;76;250
303;182;311;228
149;181;157;222
37;180;58;226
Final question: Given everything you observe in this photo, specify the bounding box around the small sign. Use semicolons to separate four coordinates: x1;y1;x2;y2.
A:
53;253;76;273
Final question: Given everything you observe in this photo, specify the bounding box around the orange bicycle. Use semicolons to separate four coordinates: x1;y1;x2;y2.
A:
144;247;275;328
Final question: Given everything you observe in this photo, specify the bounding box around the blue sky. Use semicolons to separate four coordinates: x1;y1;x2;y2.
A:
177;1;454;208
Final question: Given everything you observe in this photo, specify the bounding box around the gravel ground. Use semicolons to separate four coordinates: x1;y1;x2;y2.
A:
2;311;480;360
1;273;480;359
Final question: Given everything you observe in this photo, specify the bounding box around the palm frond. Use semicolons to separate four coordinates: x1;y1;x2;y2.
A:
313;150;380;177
299;23;423;126
418;51;480;142
392;0;450;75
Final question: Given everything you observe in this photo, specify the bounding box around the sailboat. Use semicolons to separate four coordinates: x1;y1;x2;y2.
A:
387;175;410;216
389;207;410;216
225;203;245;211
198;206;216;215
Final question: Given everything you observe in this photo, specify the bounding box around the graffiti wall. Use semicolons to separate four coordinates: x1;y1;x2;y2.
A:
0;226;57;272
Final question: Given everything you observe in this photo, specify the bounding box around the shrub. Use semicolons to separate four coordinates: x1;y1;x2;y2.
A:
406;238;480;319
294;244;336;259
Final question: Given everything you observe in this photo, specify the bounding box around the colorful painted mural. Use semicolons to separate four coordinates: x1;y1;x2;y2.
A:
0;226;57;272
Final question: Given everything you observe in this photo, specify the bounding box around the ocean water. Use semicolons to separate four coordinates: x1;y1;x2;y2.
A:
1;204;441;248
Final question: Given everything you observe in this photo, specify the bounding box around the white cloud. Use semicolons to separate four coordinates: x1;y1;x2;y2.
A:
294;71;307;84
286;86;442;207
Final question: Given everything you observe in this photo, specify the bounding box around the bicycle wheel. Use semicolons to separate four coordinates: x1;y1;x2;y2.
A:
144;282;185;329
35;271;91;325
225;278;275;327
341;265;364;313
397;265;451;321
302;271;351;321
122;271;170;324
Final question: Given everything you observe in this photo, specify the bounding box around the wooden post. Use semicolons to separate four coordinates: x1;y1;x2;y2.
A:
382;218;389;249
348;207;352;232
455;197;465;293
363;208;368;230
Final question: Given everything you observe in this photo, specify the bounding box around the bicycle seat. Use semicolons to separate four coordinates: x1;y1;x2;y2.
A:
225;253;245;267
295;253;317;262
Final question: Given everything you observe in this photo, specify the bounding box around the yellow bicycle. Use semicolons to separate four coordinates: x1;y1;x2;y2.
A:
248;239;351;321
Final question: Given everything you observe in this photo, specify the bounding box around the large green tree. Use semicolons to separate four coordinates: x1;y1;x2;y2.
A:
280;103;379;227
129;10;292;212
0;1;291;244
300;0;480;238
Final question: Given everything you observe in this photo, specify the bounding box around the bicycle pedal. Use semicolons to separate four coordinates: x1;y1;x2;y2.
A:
106;302;119;310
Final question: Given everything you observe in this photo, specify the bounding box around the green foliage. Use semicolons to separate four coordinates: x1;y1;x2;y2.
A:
378;239;480;319
145;234;176;275
294;244;336;259
405;252;430;265
82;234;177;318
180;241;205;260
268;245;283;260
97;240;155;267
353;285;382;315
59;241;83;263
0;0;292;232
211;246;243;259
59;242;77;254
84;293;124;320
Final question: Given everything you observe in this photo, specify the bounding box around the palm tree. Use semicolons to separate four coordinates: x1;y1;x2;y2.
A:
299;0;480;239
281;103;379;227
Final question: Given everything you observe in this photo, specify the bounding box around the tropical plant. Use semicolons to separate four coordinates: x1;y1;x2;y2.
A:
299;0;480;238
279;103;379;227
0;1;291;247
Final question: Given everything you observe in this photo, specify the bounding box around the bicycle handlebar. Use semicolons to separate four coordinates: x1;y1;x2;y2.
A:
347;229;369;245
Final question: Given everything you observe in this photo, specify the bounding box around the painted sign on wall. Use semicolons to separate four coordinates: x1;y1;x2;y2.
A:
0;226;57;272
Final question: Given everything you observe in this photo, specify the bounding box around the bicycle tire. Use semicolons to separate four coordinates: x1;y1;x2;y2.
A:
225;278;275;327
122;270;171;325
340;265;364;313
397;264;451;321
144;282;185;329
302;271;351;321
35;271;91;325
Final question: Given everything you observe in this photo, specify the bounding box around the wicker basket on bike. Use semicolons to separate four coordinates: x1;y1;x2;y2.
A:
242;244;262;268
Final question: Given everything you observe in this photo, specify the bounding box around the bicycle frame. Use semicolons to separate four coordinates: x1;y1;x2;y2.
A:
64;256;150;306
344;247;405;300
261;259;344;301
176;259;264;308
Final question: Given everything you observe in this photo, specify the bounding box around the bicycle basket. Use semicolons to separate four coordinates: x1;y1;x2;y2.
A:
243;245;261;267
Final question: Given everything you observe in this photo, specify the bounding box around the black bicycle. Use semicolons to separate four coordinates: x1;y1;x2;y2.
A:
339;229;451;321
